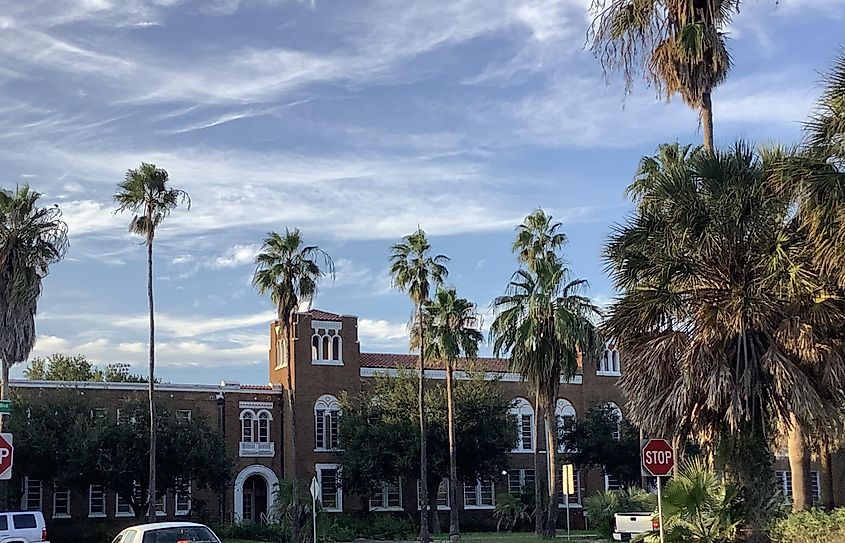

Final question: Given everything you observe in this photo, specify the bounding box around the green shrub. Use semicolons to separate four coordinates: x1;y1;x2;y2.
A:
769;508;845;543
584;487;656;538
212;521;289;542
493;492;532;532
321;513;416;541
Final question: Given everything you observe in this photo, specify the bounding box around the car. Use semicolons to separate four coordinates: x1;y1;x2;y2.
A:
111;522;222;543
612;511;657;541
0;511;49;542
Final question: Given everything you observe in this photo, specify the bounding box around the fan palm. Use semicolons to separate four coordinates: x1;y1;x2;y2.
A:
513;209;567;273
416;286;483;542
589;0;740;153
0;186;67;420
252;228;334;543
492;259;603;539
389;228;449;543
602;143;845;522
114;163;189;521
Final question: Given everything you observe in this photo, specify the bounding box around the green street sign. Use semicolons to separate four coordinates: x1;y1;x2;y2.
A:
0;400;11;415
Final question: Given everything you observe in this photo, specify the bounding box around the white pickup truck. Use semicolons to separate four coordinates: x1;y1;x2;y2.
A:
613;511;656;541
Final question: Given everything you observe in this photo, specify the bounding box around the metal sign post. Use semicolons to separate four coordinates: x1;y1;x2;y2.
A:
562;464;574;541
310;477;319;543
656;476;665;543
641;439;674;543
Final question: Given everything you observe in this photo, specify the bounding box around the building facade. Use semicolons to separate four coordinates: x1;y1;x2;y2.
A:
9;308;843;531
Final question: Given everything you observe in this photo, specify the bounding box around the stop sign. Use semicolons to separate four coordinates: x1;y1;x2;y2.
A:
642;438;674;477
0;433;13;480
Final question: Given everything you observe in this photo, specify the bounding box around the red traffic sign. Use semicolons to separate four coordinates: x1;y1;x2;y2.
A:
0;433;13;480
641;438;674;477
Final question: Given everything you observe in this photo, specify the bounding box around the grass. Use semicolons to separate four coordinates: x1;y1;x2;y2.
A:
223;531;603;543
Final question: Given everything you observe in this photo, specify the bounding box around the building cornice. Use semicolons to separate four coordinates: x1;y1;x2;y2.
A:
10;379;284;394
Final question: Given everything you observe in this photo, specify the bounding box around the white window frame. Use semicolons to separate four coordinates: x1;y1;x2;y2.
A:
176;409;192;422
776;470;793;504
811;470;821;503
598;346;622;376
175;478;191;516
275;331;289;369
417;479;450;511
607;402;623;440
604;473;622;492
556;398;577;452
557;467;582;507
116;482;140;518
22;477;42;512
370;479;403;512
314;395;341;451
91;407;109;421
507;469;536;495
52;484;71;519
316;463;342;512
510;397;535;453
88;485;107;518
311;321;344;366
155;492;167;517
463;479;495;510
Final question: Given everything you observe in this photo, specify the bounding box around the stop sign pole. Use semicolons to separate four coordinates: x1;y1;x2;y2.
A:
641;439;674;543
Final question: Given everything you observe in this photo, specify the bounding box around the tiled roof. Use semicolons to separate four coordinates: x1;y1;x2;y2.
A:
360;352;510;373
302;309;344;322
239;384;276;391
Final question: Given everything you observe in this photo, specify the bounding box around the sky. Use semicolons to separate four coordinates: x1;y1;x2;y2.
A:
1;0;843;385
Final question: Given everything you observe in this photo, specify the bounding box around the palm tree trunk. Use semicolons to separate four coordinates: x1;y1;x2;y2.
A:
544;397;559;539
285;320;304;543
418;304;430;543
533;388;543;537
701;92;715;154
146;236;157;522
446;359;460;542
787;414;811;512
0;358;8;510
820;437;834;511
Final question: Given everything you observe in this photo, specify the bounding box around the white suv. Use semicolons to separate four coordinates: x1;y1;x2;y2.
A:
0;511;49;543
111;522;221;543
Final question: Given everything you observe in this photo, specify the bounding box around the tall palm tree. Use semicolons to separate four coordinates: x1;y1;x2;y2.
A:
602;143;845;527
589;0;740;153
114;163;189;522
389;228;449;543
417;286;483;542
0;185;68;420
492;258;602;539
252;228;334;543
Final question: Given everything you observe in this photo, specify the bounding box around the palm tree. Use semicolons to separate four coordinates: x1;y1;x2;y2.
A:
389;228;449;543
492;256;602;537
589;0;740;153
252;228;334;543
417;286;483;542
114;163;189;522
0;186;68;419
602;143;845;527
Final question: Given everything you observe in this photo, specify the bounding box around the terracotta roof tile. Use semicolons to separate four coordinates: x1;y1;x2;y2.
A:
360;352;510;373
302;309;344;322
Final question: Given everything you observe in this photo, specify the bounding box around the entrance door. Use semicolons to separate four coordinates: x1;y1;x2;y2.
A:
242;474;269;523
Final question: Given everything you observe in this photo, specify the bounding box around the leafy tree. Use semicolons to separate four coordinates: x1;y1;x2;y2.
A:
588;0;740;153
114;163;190;521
23;354;148;383
389;228;449;543
416;286;482;542
0;186;68;432
252;228;334;543
560;404;641;487
103;362;149;383
492;210;603;538
338;373;516;525
11;392;230;518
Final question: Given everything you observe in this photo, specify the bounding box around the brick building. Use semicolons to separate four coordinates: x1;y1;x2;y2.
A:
9;308;840;530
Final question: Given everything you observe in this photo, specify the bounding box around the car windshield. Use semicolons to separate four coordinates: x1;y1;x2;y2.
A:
141;526;220;543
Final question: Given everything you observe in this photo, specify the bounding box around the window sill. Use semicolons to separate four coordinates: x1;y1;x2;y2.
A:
88;513;107;518
511;449;535;454
275;363;288;370
596;371;622;377
115;512;135;518
464;505;495;510
312;359;344;366
558;503;582;509
417;506;451;511
371;506;404;512
156;512;167;517
53;513;71;519
314;448;343;453
321;508;342;513
175;511;190;516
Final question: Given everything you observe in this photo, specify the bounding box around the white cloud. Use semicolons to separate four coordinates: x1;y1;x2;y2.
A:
212;244;261;269
358;318;409;349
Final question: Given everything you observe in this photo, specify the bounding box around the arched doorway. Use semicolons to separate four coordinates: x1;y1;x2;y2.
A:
243;474;269;523
234;465;279;522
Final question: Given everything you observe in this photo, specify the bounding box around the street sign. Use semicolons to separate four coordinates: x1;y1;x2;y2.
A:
0;400;10;415
310;476;319;543
310;476;320;501
0;433;13;480
641;439;674;477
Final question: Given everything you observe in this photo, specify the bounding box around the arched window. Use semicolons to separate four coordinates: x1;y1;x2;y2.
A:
257;410;272;443
315;395;341;450
311;323;344;365
332;335;341;361
510;398;534;452
322;335;331;360
240;410;255;443
311;335;320;360
555;398;576;452
607;402;623;440
612;350;621;373
598;345;621;376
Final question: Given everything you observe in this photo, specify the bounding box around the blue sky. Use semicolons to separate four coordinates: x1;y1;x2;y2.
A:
2;0;843;384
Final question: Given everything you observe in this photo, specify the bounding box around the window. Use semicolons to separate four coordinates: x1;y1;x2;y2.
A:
315;395;341;450
311;322;343;364
464;480;495;509
317;464;342;512
53;484;71;518
510;398;534;452
811;471;821;503
275;333;289;369
122;531;138;543
0;515;6;530
141;526;218;543
508;469;535;495
22;477;41;511
598;346;621;375
91;408;109;421
604;473;622;492
116;408;137;425
557;466;582;506
776;471;793;504
176;409;192;422
241;409;272;443
116;481;141;517
155;493;166;517
607;402;623;440
417;479;450;510
12;513;37;529
175;478;191;516
89;485;107;517
370;479;402;511
556;398;577;452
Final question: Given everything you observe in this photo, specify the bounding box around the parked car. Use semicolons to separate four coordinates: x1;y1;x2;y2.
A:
613;511;657;541
111;522;221;543
0;511;49;542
